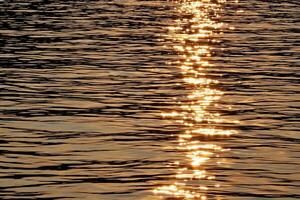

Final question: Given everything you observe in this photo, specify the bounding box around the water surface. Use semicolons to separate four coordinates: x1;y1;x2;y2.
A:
0;0;299;199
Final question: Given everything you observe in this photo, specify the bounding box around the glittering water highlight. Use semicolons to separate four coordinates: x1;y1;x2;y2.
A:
154;1;239;199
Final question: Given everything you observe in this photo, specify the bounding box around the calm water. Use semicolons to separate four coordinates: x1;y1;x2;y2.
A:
0;0;299;199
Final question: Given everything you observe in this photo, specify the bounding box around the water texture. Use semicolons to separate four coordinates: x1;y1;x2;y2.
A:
0;0;299;199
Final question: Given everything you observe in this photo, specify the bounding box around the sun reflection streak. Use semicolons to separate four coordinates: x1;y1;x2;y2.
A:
154;0;239;199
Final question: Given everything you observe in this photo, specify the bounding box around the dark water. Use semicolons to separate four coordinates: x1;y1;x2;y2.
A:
0;0;299;199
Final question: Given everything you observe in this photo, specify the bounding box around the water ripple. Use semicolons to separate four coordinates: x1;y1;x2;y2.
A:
0;0;299;199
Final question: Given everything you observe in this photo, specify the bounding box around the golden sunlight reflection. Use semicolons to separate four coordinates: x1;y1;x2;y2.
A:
154;0;238;199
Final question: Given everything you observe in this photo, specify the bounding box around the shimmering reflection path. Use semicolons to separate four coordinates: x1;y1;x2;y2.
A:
154;1;238;199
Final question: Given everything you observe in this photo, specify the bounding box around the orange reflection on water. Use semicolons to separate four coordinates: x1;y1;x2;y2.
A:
154;0;238;199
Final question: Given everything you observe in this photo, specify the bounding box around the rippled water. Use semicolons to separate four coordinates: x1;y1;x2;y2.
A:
0;0;299;199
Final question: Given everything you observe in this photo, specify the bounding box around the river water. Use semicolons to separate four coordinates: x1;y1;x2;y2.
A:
0;0;299;199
